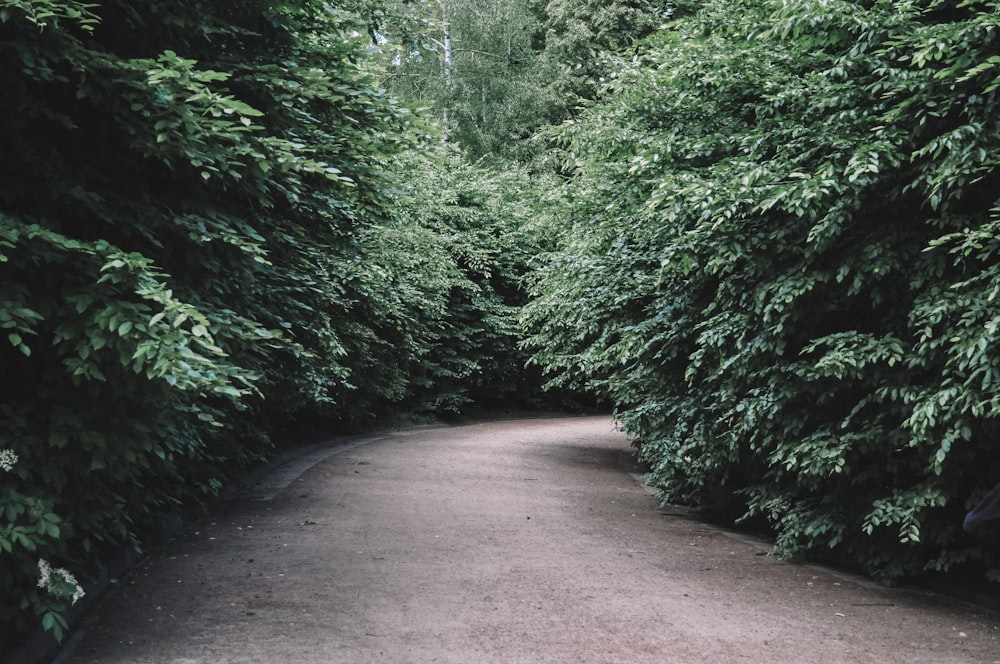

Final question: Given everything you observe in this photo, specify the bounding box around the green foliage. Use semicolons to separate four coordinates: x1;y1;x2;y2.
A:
525;0;1000;583
0;0;426;648
379;0;560;162
0;0;567;647
377;0;673;163
539;0;678;104
384;147;553;412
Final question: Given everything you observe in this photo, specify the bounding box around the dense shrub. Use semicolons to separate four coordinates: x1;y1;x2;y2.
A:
308;147;552;421
0;0;560;645
524;0;1000;583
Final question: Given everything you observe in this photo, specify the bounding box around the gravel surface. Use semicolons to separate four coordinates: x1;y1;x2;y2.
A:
59;416;1000;663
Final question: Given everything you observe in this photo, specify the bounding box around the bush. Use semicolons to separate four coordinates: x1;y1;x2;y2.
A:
524;0;1000;584
0;0;415;647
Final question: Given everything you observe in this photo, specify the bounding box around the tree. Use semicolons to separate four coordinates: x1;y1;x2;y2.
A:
379;0;563;161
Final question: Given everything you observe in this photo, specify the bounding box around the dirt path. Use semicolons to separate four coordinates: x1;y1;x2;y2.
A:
60;417;999;663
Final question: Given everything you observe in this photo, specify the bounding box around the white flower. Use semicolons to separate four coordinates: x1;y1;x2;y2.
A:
37;559;85;605
37;558;54;590
0;449;17;472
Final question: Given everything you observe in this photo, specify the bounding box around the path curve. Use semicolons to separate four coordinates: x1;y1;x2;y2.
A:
62;417;998;663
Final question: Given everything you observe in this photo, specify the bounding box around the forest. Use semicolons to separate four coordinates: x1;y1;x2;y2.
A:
2;0;1000;651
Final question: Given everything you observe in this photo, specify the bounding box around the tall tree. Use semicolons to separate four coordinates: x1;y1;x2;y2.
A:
377;0;682;162
379;0;560;161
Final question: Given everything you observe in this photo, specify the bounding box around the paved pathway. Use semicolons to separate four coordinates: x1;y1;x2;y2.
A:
61;417;999;663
